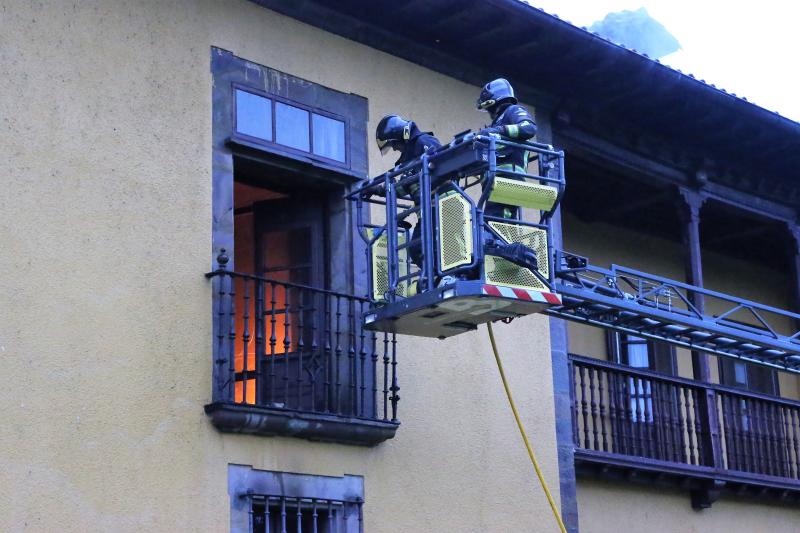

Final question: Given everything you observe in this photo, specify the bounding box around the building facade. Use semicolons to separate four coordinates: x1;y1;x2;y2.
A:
1;1;798;531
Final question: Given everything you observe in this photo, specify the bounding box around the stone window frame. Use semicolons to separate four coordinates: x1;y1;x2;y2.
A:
206;48;399;446
210;46;369;272
228;464;364;533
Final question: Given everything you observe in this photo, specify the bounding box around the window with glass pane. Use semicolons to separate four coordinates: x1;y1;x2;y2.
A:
236;90;273;141
275;102;310;151
622;335;652;422
312;113;346;162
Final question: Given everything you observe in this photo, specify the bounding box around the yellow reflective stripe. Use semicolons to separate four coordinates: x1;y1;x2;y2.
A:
506;124;519;137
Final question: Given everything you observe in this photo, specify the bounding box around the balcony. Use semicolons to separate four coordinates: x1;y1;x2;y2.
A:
205;266;399;446
570;354;800;506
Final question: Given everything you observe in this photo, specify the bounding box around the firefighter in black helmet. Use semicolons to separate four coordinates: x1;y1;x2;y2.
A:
376;114;441;169
476;78;538;219
375;114;441;269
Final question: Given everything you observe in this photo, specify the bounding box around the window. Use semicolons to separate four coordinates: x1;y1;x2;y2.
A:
719;358;778;395
609;333;676;423
312;113;346;162
719;358;779;433
233;87;348;165
610;333;676;375
275;102;310;151
209;48;398;445
229;466;364;533
235;90;273;141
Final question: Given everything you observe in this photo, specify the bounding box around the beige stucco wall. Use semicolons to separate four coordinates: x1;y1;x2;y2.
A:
0;1;560;532
577;479;800;533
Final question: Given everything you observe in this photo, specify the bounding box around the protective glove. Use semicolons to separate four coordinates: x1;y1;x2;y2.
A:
478;126;504;137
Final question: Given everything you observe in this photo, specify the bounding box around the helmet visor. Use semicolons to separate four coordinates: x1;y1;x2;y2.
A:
477;98;495;110
377;136;390;155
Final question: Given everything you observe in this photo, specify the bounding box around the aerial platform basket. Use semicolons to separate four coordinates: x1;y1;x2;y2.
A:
349;132;566;338
363;280;562;339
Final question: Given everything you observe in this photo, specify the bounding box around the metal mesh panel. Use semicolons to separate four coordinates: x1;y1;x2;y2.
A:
486;221;548;291
438;191;473;272
490;177;558;211
369;230;408;300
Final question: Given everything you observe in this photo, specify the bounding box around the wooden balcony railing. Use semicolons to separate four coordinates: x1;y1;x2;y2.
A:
569;354;800;502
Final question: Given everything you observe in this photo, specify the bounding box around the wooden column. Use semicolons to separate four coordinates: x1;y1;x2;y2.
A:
678;188;723;483
788;224;800;324
677;188;710;381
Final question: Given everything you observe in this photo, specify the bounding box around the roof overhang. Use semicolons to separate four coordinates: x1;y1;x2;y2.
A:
254;0;800;209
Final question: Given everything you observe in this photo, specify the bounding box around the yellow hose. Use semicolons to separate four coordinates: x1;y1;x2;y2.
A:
487;321;568;533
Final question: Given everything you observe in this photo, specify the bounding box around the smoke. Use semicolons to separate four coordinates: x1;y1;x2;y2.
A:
589;7;681;59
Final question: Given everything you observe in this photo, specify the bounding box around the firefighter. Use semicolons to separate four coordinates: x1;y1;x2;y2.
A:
375;114;442;270
476;78;538;219
475;78;540;275
376;114;441;173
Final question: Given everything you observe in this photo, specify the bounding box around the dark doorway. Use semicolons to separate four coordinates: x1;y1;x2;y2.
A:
254;195;327;289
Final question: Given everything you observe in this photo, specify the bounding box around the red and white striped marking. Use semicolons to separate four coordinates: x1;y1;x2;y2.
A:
482;284;562;305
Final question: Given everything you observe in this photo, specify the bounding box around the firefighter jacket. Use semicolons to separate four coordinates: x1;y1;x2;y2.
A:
487;103;537;169
394;126;441;200
395;128;441;167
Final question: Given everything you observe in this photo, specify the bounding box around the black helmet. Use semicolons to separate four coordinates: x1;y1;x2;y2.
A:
376;114;412;155
476;78;517;110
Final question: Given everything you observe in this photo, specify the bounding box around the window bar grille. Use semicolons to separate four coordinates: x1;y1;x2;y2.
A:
207;267;400;427
390;333;399;422
283;286;292;407
349;298;357;416
215;264;230;400
370;328;378;420
334;295;343;414
358;300;367;418
255;279;265;405
382;334;390;421
324;292;332;413
228;274;237;402
243;278;251;404
310;293;319;412
269;282;278;405
297;289;305;410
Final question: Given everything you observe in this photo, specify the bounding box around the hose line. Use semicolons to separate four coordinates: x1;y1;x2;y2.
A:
486;321;567;533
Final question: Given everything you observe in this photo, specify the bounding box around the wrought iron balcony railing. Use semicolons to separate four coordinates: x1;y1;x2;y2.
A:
570;354;800;506
205;262;399;445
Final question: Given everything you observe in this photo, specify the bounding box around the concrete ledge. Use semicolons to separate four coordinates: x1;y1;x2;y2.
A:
205;402;399;446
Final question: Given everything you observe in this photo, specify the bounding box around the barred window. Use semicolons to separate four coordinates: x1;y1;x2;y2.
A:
250;495;362;533
229;466;364;533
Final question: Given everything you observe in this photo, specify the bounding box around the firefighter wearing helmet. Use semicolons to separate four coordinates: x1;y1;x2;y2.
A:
476;78;538;219
375;114;441;269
